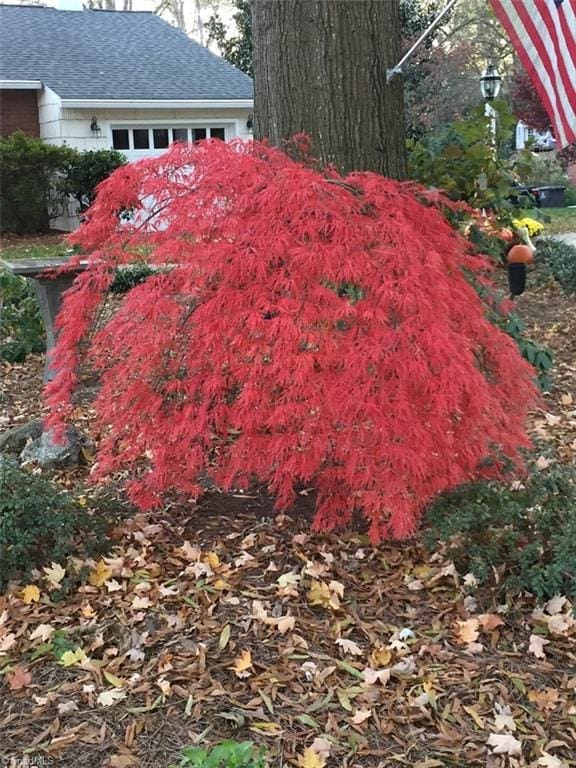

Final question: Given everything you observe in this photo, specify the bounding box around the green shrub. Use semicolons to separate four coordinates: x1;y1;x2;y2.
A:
109;263;156;294
425;460;576;601
65;149;126;215
0;132;77;234
170;741;266;768
516;151;571;188
408;102;534;211
565;186;576;207
0;268;45;362
503;313;553;392
0;463;113;587
536;236;576;293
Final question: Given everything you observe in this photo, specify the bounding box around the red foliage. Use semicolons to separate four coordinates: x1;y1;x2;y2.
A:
46;139;538;542
511;67;552;134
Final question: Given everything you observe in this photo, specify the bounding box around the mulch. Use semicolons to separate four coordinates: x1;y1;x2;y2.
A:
0;262;575;768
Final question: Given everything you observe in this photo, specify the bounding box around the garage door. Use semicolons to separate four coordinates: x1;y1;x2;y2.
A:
111;125;230;162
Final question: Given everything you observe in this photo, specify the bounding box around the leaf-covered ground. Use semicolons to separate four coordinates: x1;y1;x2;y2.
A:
1;265;576;768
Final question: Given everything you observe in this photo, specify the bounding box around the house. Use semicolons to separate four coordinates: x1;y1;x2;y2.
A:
0;1;253;227
515;120;557;152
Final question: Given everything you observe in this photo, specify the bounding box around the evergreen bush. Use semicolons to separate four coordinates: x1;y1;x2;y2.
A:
425;460;576;600
536;236;576;293
0;462;113;587
0;268;45;362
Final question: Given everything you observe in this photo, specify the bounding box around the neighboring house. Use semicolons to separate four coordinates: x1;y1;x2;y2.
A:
515;120;556;152
0;1;253;228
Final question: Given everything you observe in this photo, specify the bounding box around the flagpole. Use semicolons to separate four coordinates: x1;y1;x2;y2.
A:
386;0;460;83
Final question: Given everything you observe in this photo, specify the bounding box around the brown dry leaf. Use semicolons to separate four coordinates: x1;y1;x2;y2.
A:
528;688;560;712
275;615;296;634
29;623;55;642
108;757;139;768
478;613;504;631
529;634;550;659
231;649;252;677
308;580;341;610
350;708;372;724
487;733;523;755
335;637;363;656
456;618;480;644
7;666;32;691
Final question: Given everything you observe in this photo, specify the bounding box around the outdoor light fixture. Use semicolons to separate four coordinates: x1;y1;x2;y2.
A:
90;116;101;136
246;114;254;131
480;64;502;101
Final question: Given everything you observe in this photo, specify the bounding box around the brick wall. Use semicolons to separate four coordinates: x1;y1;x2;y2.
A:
0;90;40;137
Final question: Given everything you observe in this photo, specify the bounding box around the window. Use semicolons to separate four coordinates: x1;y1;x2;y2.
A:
172;128;189;143
133;129;150;149
110;124;232;156
112;129;129;150
153;129;169;149
192;128;207;142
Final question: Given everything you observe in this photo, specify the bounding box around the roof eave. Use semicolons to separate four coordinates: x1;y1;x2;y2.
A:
0;80;43;90
60;98;253;109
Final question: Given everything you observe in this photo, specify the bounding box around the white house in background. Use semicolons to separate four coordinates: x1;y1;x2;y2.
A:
515;120;557;152
0;1;253;229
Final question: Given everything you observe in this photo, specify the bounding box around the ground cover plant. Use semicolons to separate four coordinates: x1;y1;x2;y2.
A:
0;269;45;362
536;236;576;294
45;138;540;543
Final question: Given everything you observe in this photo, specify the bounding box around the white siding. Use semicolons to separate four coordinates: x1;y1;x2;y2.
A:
38;102;253;231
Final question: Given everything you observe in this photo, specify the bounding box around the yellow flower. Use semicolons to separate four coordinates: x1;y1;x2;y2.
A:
512;217;544;237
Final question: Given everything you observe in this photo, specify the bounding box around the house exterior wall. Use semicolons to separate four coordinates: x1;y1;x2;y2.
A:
39;104;253;230
0;89;40;137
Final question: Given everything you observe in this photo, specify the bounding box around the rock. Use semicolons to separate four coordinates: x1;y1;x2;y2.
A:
20;425;93;469
0;419;44;455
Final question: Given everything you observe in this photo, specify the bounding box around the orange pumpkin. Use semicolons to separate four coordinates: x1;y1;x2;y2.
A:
506;244;534;265
498;228;514;242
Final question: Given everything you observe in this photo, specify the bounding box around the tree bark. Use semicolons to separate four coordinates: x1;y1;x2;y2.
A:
252;0;406;179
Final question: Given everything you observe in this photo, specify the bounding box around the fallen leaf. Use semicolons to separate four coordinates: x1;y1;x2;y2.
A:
297;747;326;768
22;585;40;604
58;648;88;667
335;638;363;656
350;708;372;724
538;752;565;768
529;634;550;659
7;666;32;691
43;562;66;588
30;624;55;642
487;733;522;756
456;618;480;644
528;688;560;712
276;615;296;634
493;703;516;732
478;613;504;631
219;624;231;649
231;649;252;677
97;689;126;707
89;560;113;587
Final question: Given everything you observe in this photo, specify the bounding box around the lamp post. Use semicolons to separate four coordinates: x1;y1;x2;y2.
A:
480;64;502;151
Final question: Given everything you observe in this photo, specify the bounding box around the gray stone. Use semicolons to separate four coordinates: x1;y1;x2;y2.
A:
20;425;93;469
0;419;44;455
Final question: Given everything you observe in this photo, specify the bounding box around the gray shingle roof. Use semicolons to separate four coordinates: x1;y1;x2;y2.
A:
0;4;253;101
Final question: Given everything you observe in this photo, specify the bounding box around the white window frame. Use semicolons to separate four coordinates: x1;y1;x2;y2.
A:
110;120;237;158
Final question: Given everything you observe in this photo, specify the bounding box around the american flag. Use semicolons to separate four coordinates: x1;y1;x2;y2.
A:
489;0;576;148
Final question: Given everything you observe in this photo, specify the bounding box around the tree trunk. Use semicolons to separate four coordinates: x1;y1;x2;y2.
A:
252;0;406;179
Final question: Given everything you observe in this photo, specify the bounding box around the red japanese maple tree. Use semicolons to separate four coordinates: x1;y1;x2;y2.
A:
46;139;538;542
